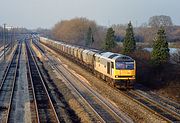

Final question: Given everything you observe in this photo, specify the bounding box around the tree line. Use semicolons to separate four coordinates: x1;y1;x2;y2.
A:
52;17;170;67
50;15;179;90
104;22;169;66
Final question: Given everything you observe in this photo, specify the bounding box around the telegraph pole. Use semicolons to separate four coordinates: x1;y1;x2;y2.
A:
10;26;13;52
3;24;6;60
13;27;15;49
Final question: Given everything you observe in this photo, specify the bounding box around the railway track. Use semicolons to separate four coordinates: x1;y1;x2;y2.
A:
0;44;10;59
26;41;60;123
34;36;180;122
36;37;180;122
0;42;21;122
33;39;133;123
31;39;79;122
135;84;180;115
121;90;180;122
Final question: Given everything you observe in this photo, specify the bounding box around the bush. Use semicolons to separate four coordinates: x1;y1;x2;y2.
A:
132;50;180;90
171;51;180;64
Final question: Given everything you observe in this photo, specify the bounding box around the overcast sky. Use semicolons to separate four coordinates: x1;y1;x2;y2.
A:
0;0;179;29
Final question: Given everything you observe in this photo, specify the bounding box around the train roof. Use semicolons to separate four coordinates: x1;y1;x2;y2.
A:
113;55;134;62
97;52;134;61
40;37;134;61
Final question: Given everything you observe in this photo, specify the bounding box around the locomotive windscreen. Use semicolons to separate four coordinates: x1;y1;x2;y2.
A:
115;61;134;70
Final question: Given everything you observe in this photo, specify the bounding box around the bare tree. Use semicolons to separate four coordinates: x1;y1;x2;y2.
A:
52;18;97;44
52;17;107;49
148;15;173;28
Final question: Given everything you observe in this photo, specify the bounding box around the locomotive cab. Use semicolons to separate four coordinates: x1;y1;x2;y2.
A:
113;56;136;88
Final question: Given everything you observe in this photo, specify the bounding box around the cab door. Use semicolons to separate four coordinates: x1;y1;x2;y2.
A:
111;62;114;76
107;62;110;75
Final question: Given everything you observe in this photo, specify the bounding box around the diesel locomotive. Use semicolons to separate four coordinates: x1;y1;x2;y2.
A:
39;37;136;88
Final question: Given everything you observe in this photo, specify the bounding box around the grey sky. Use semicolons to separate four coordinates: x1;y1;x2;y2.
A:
0;0;179;29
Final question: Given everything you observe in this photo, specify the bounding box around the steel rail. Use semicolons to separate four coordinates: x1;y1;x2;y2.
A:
26;41;40;123
47;55;106;123
135;89;180;114
51;56;133;123
35;39;180;123
127;90;180;122
32;40;107;123
6;42;22;123
33;39;133;123
26;41;60;123
0;42;21;122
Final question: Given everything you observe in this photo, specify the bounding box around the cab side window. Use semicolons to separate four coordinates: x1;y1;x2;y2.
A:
111;62;114;69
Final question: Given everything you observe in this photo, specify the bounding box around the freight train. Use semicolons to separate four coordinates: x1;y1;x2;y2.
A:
39;37;136;89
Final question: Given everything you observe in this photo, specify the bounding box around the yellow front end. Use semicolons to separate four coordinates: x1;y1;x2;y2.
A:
114;69;136;80
113;61;136;86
